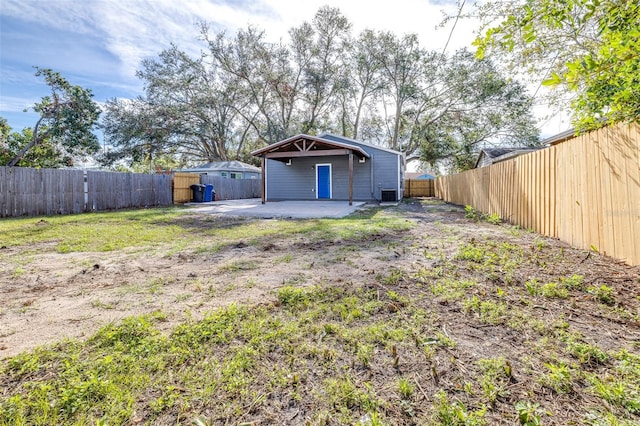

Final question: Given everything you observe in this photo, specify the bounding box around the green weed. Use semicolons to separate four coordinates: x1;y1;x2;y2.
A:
485;213;501;225
526;279;569;298
277;285;313;310
324;376;379;412
378;267;406;286
477;357;512;403
455;243;488;263
588;285;616;305
515;401;542;426
586;350;640;415
540;362;573;394
566;338;608;365
526;275;585;298
397;377;414;399
464;296;507;324
91;299;115;310
277;254;293;263
464;206;501;224
429;278;477;302
560;274;585;290
465;205;483;221
356;344;375;368
432;390;486;425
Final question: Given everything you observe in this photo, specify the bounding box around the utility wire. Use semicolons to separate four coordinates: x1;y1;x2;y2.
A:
441;0;467;59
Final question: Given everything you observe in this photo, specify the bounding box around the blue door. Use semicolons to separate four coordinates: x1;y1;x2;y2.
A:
317;164;331;199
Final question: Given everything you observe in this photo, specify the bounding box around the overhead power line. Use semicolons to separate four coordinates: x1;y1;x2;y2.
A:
441;0;467;58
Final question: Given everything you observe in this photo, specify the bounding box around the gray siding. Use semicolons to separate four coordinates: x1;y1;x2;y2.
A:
265;135;403;202
267;156;372;201
369;149;401;201
322;135;403;201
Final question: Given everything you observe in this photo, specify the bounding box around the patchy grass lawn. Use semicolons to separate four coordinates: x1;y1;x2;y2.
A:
1;199;640;425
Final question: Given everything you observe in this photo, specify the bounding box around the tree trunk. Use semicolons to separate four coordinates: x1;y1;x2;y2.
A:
7;116;46;167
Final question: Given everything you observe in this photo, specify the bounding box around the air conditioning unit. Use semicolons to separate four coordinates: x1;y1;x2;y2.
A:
381;189;396;202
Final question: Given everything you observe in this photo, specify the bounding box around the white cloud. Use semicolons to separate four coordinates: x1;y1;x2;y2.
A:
254;0;475;52
3;0;476;81
1;0;567;135
0;95;36;112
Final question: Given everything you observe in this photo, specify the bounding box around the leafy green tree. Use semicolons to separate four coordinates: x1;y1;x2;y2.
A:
11;127;75;168
473;0;640;130
102;6;539;169
335;29;385;139
375;32;428;153
418;50;540;172
294;6;352;134
101;45;255;168
0;117;10;165
0;119;75;168
207;25;300;144
100;98;173;168
6;68;100;167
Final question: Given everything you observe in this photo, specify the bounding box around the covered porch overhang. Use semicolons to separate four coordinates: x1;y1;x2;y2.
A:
251;134;371;206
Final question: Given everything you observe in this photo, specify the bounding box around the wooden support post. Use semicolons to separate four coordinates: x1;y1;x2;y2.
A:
348;152;353;206
261;157;266;204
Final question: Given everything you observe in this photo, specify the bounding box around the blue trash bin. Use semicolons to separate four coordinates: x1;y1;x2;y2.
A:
203;184;214;202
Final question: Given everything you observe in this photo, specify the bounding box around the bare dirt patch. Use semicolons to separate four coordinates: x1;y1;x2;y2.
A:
0;202;419;357
1;200;638;362
3;199;640;424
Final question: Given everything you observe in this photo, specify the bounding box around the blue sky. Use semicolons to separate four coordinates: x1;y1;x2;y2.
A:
0;0;570;138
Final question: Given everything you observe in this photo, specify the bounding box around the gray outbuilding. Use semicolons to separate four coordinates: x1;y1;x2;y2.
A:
181;160;261;179
251;133;405;205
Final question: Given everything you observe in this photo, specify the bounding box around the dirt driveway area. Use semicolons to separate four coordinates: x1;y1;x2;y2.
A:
1;199;639;361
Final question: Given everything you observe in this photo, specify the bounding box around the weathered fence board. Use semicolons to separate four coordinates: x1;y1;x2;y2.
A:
0;167;85;217
0;167;173;217
87;171;172;211
435;122;640;266
404;179;435;197
200;175;261;201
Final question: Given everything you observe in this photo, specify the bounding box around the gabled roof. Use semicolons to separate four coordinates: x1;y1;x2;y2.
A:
474;147;544;168
479;148;519;159
251;134;370;159
540;128;576;146
183;160;261;173
318;132;404;157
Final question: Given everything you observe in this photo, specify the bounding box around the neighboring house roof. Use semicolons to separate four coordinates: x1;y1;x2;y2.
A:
251;134;371;159
406;172;435;180
182;160;261;174
540;128;576;146
474;147;544;168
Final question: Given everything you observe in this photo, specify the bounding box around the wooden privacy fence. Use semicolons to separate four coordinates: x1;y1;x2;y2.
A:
404;179;435;197
435;123;640;266
200;175;261;201
0;167;173;217
173;172;261;203
87;171;172;211
173;173;201;203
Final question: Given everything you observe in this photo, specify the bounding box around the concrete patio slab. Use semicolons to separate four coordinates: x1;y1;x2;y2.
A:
186;198;367;219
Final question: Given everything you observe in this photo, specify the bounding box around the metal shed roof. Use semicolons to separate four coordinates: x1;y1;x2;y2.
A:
183;160;261;173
